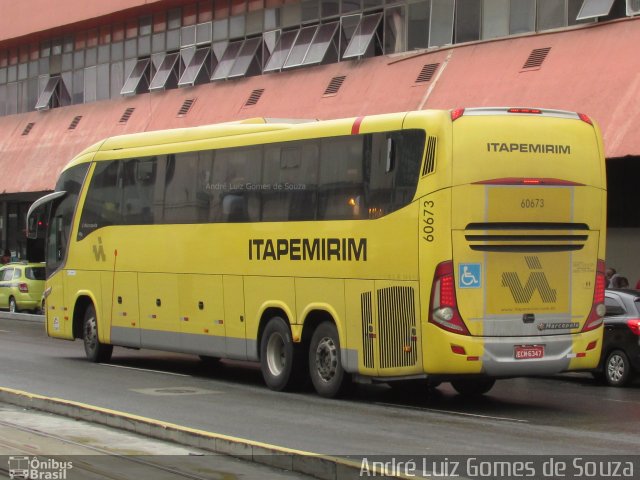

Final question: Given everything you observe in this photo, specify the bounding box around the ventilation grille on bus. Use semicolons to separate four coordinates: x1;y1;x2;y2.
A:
378;286;417;369
177;99;195;116
68;115;82;130
522;47;551;69
361;292;374;369
416;63;440;83
464;222;589;252
323;75;346;96
21;122;35;136
119;107;135;123
421;136;437;176
245;89;264;107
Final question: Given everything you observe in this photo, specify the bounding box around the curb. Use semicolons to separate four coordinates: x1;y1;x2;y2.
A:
0;387;394;480
0;311;45;323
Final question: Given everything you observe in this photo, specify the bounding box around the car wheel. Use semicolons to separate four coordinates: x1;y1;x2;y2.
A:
260;316;305;391
605;349;633;387
83;304;113;363
8;297;18;313
309;322;350;398
451;378;496;396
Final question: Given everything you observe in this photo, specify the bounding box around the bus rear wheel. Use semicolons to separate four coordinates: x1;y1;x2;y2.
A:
309;322;349;398
451;378;495;396
83;304;113;363
260;316;304;391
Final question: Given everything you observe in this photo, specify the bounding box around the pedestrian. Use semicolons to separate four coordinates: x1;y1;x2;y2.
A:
605;267;617;287
610;274;629;289
0;249;10;264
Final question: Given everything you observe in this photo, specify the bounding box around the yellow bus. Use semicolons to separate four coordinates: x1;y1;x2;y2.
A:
27;108;606;397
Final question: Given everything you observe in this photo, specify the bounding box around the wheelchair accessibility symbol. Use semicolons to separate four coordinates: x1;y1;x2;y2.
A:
459;263;481;289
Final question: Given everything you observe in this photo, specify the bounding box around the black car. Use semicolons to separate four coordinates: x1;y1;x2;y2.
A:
594;289;640;386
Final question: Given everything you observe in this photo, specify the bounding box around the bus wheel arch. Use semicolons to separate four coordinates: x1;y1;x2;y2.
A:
258;309;306;391
74;295;113;363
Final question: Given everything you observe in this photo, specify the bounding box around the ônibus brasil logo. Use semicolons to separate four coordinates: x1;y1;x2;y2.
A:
8;456;72;479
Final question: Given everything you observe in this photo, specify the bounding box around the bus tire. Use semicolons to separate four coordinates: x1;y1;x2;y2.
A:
451;377;495;396
83;303;113;363
605;349;633;387
260;316;303;391
309;321;349;398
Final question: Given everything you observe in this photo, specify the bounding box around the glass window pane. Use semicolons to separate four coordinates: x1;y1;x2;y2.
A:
342;12;382;59
483;0;510;40
211;40;243;80
246;10;264;34
110;61;124;99
152;32;166;53
84;66;97;102
303;22;339;65
149;53;180;91
120;58;150;95
537;0;567;30
322;0;340;18
284;25;317;68
179;46;211;86
181;25;197;46
510;0;536;34
229;14;246;38
576;0;615;19
301;0;319;22
264;29;299;71
196;22;213;44
281;4;302;27
384;6;406;54
72;69;84;104
456;0;481;43
85;47;97;67
342;0;361;14
429;0;455;48
97;63;110;100
213;19;229;41
228;37;262;78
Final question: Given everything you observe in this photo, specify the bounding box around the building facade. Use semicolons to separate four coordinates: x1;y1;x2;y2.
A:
0;0;638;276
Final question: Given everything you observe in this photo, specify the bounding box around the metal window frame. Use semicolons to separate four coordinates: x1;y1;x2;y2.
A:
149;52;180;91
228;37;263;79
178;46;212;87
211;40;244;80
284;25;319;69
120;58;151;95
264;29;300;72
35;75;71;110
342;12;383;59
576;0;615;19
302;22;340;66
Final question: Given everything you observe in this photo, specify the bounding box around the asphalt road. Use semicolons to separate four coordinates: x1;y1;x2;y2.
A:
1;315;639;458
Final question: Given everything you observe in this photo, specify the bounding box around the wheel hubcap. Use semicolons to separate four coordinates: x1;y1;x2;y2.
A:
315;336;337;382
266;333;285;376
607;355;625;382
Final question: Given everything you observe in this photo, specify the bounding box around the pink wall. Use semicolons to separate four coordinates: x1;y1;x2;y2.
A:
0;0;164;41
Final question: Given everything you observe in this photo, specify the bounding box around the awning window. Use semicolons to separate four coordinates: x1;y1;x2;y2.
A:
576;0;615;20
302;22;339;66
211;40;243;80
35;76;71;110
283;25;318;68
342;12;383;59
228;37;263;78
263;30;299;72
120;58;151;96
149;52;180;91
178;47;212;87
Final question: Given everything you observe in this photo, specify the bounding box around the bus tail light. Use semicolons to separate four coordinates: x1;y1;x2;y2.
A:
627;319;640;336
578;113;593;125
18;283;29;293
429;261;470;335
582;259;606;332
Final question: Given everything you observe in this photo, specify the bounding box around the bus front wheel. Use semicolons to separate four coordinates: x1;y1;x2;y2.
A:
309;322;349;398
260;316;303;391
83;304;113;363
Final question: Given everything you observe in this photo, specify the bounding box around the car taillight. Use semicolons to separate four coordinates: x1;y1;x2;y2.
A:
627;319;640;336
18;283;28;293
429;261;470;335
582;259;606;332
